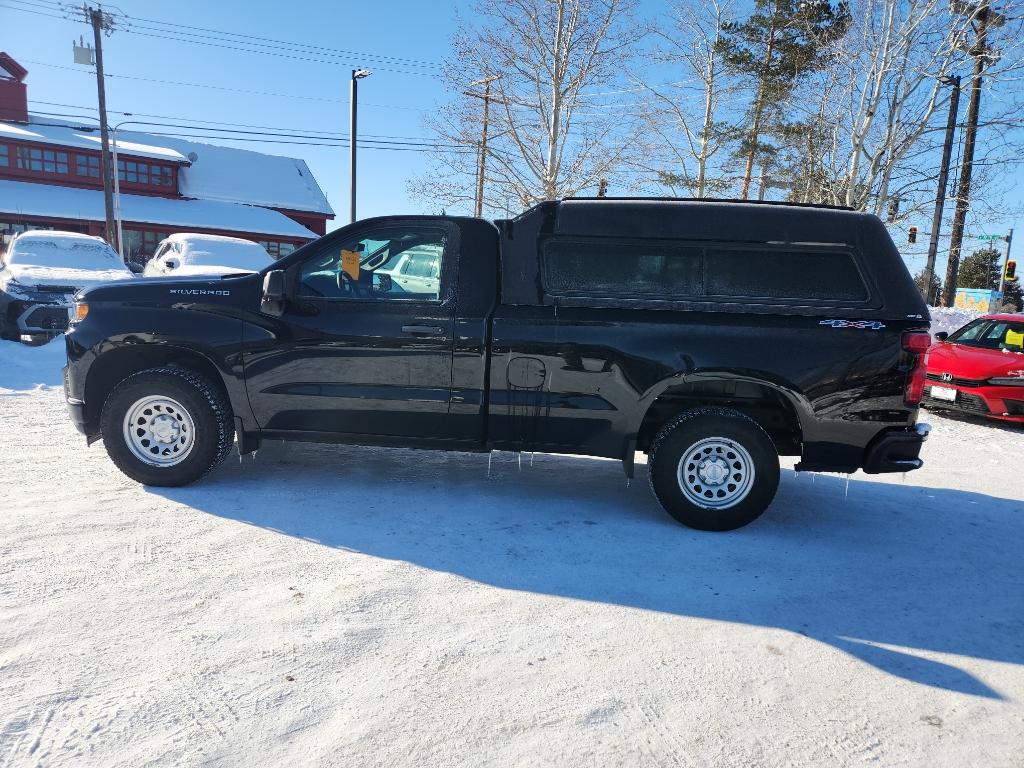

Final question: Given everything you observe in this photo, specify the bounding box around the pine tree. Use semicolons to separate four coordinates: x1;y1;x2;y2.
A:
956;247;1001;290
716;0;850;199
1000;280;1023;312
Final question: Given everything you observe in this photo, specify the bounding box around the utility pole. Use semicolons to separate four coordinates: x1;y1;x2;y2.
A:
922;75;961;304
83;4;117;249
467;75;499;218
942;0;999;307
349;69;371;224
997;228;1014;295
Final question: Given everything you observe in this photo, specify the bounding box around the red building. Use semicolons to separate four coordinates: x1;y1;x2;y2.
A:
0;53;334;262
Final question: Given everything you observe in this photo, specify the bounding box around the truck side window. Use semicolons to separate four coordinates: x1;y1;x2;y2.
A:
542;240;701;298
704;247;868;302
297;227;447;301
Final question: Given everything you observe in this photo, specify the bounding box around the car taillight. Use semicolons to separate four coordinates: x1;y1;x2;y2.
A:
902;331;931;406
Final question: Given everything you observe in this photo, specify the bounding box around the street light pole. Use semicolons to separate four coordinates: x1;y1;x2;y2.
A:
922;75;961;306
468;75;499;217
86;5;117;249
349;69;371;224
997;228;1014;296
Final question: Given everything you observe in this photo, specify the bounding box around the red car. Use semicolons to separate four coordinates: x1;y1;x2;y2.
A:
924;313;1024;423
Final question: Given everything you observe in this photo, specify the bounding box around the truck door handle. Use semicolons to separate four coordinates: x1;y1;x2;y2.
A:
402;324;445;336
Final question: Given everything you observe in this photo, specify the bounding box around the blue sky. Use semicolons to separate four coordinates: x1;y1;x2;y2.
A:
3;0;1022;279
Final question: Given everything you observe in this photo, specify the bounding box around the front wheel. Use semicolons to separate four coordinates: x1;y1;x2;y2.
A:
100;367;234;486
648;407;780;531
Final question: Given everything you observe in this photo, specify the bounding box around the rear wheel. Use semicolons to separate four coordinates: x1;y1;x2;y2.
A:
100;367;234;486
648;407;780;531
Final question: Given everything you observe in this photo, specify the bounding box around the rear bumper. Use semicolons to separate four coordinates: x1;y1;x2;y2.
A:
923;382;1024;423
862;422;930;473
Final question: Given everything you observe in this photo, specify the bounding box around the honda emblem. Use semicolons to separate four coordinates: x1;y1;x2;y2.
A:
940;372;953;382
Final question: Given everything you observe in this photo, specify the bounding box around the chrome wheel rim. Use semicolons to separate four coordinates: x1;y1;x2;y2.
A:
677;436;755;510
122;395;196;467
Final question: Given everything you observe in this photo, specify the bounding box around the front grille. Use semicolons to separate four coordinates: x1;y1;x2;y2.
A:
926;372;987;388
35;285;77;294
23;305;70;331
924;387;990;414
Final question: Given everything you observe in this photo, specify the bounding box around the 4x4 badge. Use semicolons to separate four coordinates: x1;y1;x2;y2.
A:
819;319;887;330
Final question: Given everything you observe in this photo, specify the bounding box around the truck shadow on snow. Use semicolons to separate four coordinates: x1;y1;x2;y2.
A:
152;442;1024;700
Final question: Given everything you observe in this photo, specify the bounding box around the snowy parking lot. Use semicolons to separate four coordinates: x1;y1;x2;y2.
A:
1;339;1023;767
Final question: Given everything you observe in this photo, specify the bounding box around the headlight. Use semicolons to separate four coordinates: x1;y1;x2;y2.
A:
73;301;89;322
988;376;1024;386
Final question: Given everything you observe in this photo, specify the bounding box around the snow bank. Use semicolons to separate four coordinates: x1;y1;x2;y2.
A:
929;306;981;339
0;337;65;391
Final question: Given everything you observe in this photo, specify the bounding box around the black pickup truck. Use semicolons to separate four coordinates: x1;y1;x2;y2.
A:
64;199;932;530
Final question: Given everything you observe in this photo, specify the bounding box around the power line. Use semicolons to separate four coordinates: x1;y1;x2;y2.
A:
120;26;437;77
122;18;442;72
9;0;442;75
23;119;475;153
27;101;439;142
119;131;479;153
0;1;68;20
19;59;421;109
42;0;443;69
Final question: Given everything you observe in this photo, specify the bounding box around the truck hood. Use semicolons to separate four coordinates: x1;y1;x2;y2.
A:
78;271;260;305
927;341;1024;379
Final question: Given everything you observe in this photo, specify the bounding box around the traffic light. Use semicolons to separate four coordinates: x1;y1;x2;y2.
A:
1005;260;1018;283
597;178;608;198
908;226;917;244
887;196;900;222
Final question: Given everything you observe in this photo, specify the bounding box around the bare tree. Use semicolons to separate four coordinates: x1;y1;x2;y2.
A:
410;0;641;215
631;0;738;197
792;0;1024;217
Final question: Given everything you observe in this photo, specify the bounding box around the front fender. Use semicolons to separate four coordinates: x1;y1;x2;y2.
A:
66;306;256;437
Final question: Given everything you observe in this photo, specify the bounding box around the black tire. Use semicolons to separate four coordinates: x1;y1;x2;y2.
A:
648;407;780;531
99;366;234;486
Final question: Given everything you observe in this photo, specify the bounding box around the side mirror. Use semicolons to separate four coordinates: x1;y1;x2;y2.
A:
127;261;144;274
163;256;181;272
261;270;286;315
934;331;949;342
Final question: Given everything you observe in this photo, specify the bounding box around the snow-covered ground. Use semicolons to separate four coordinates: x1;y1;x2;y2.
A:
1;338;1022;767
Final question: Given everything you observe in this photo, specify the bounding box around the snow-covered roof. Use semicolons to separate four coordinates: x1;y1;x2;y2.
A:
0;118;189;163
0;178;317;239
131;132;334;215
1;116;334;217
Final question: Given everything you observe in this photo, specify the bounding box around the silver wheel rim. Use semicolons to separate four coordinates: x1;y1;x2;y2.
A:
677;436;755;510
122;395;196;467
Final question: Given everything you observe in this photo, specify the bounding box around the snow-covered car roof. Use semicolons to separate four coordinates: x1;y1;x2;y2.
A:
5;230;124;267
1;230;133;289
163;233;273;273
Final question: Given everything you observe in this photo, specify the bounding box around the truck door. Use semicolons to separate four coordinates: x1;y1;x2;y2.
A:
243;220;458;441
